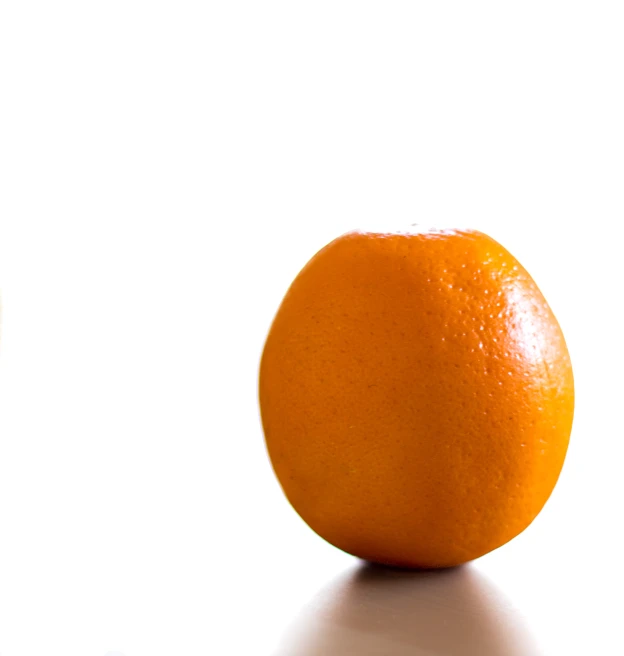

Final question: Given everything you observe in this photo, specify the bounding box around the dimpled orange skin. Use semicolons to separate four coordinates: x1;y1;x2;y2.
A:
259;228;574;569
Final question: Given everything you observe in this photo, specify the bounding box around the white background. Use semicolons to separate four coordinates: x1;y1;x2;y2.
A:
0;2;622;655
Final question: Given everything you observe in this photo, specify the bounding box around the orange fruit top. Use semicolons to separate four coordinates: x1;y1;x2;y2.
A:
259;227;574;568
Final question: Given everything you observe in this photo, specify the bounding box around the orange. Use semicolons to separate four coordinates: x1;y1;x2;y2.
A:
259;226;574;568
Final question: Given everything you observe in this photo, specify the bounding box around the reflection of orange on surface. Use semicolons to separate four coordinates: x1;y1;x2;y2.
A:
259;227;574;568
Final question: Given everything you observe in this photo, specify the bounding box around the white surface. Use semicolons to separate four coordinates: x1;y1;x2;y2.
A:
0;2;622;655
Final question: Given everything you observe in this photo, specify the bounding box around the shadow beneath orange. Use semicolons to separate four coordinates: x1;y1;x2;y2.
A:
275;562;542;655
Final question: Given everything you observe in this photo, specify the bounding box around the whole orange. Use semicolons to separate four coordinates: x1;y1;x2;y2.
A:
259;227;574;568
